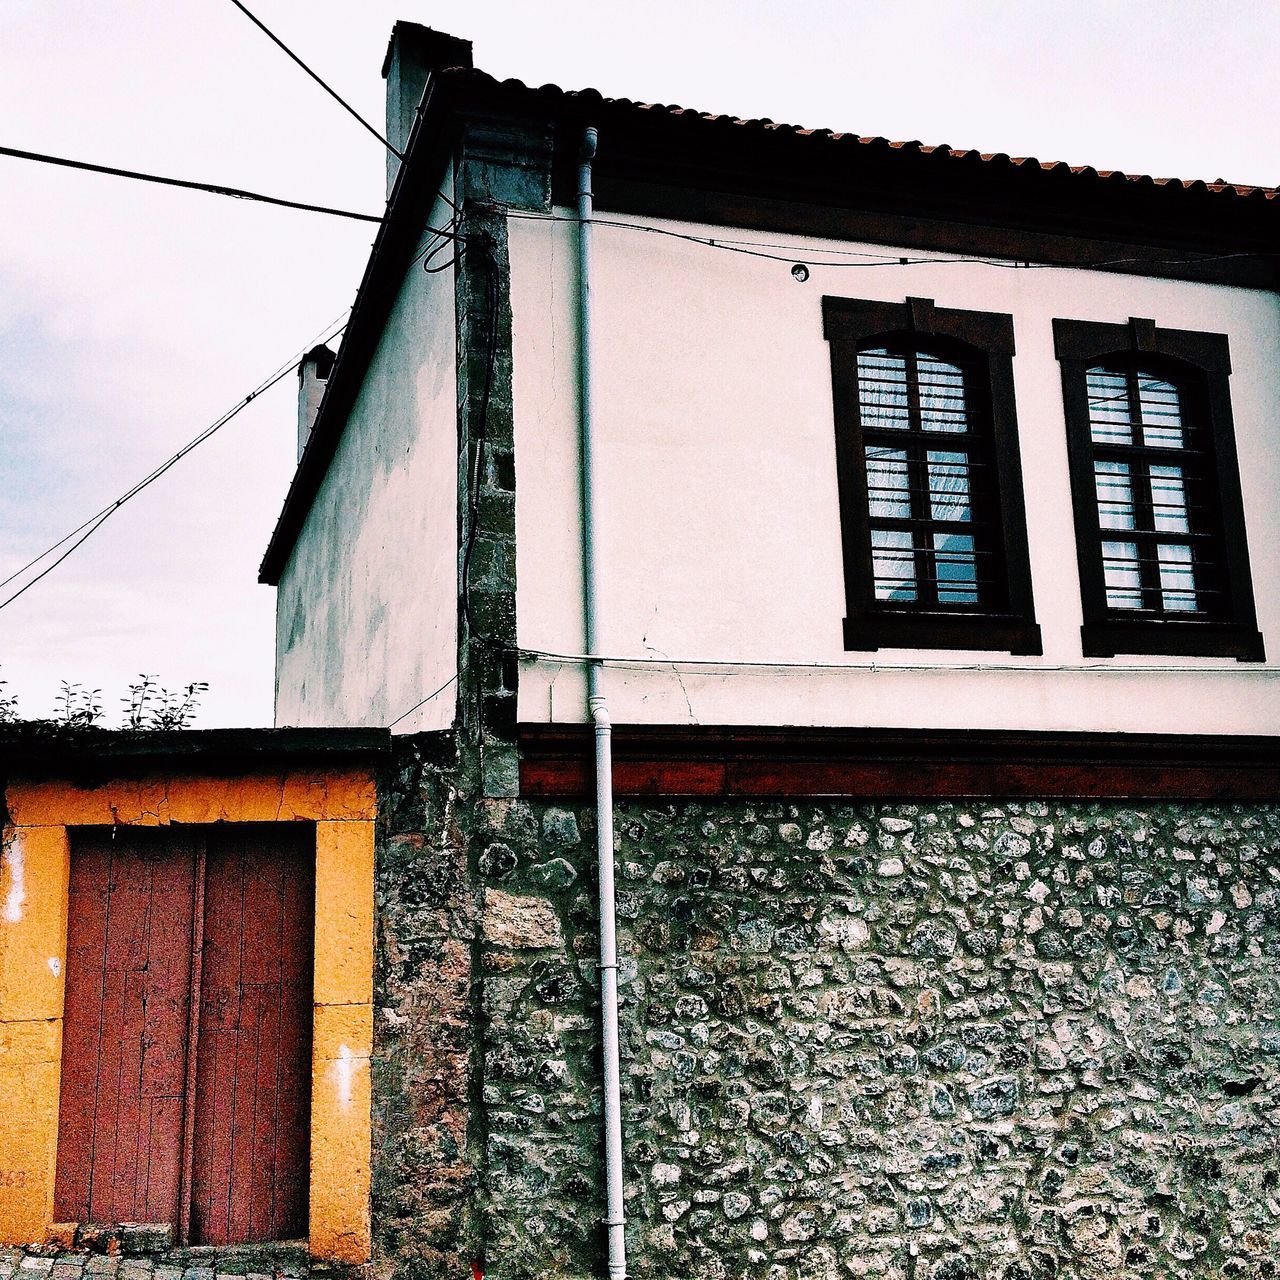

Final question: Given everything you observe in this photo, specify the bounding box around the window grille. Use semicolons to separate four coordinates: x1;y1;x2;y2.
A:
856;345;1000;609
824;295;1040;655
1085;366;1219;617
1053;316;1263;661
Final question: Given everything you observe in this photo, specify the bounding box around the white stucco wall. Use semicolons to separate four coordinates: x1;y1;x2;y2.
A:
509;209;1280;733
274;192;458;732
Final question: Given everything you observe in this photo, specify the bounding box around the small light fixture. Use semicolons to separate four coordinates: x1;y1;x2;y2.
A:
791;262;810;283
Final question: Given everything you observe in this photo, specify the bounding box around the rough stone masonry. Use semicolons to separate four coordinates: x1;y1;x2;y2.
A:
371;743;1280;1280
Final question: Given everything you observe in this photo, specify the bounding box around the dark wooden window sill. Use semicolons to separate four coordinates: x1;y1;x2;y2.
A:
1082;618;1266;661
844;612;1043;655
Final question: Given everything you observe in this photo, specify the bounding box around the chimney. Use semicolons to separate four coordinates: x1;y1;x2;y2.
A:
381;23;473;197
297;344;336;461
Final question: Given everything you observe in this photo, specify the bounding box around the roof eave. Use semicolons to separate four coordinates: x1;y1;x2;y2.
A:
0;725;394;776
257;67;1278;585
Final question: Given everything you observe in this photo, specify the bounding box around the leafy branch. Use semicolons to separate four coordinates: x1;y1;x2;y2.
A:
122;675;210;730
0;669;209;730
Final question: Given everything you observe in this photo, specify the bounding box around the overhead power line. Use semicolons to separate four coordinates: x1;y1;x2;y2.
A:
504;209;1275;274
227;0;404;161
0;316;349;614
387;672;460;729
0;144;383;223
0;212;462;615
516;645;1280;676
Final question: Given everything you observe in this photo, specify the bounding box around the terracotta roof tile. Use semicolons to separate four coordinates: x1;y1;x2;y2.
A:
441;67;1276;202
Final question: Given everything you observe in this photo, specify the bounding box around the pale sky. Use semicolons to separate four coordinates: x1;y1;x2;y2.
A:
0;0;1276;728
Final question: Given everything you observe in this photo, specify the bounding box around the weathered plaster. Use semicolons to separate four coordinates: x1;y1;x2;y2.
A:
273;186;461;735
0;825;68;1243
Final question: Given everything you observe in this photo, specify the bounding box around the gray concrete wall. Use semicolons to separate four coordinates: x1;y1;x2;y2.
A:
274;190;459;733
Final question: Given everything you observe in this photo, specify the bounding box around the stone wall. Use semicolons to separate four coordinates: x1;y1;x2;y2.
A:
476;793;1280;1280
370;736;479;1280
373;746;1280;1279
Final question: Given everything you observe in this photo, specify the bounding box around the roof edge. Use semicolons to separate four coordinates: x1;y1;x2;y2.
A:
0;725;394;775
258;59;1279;586
259;70;457;585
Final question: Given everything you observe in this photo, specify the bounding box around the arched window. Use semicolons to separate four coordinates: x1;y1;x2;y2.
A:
1085;365;1205;614
1055;318;1262;660
824;296;1040;654
857;344;987;607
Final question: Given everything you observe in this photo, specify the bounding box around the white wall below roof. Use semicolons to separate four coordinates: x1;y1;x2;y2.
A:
274;191;458;732
509;208;1280;734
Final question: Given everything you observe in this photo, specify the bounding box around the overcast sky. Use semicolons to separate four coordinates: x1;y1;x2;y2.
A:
0;0;1276;728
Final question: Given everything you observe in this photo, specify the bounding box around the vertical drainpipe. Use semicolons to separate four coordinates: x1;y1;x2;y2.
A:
576;124;627;1280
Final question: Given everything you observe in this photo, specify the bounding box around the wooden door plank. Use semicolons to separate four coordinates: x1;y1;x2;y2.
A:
225;829;259;1245
53;838;112;1222
238;841;280;1244
177;839;207;1244
191;825;313;1245
97;837;146;1223
55;829;195;1229
250;987;281;1243
192;830;243;1246
110;964;146;1219
143;1094;185;1224
139;839;196;1224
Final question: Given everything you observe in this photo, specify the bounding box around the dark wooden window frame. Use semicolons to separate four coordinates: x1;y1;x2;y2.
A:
1054;316;1264;661
824;295;1041;654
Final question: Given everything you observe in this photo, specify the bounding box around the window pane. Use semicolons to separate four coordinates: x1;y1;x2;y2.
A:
917;354;968;433
1094;460;1135;531
870;528;917;601
1137;376;1185;449
1086;369;1133;445
927;450;972;522
933;531;978;604
1158;543;1198;612
865;446;912;519
1101;540;1143;609
1149;464;1190;533
856;348;910;430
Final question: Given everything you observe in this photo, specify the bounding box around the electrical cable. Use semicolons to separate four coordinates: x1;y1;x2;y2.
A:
504;208;1276;274
387;671;460;729
0;317;348;613
226;0;405;161
2;188;465;614
0;144;383;224
516;645;1280;676
0;304;352;596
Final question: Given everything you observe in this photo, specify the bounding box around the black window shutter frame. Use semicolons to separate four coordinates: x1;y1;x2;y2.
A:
824;295;1042;654
1053;317;1264;661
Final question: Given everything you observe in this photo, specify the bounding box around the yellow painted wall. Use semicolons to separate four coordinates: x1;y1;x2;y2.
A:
0;826;69;1242
0;771;376;1262
311;820;375;1264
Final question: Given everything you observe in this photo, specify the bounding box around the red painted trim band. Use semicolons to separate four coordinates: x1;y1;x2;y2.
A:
518;724;1280;800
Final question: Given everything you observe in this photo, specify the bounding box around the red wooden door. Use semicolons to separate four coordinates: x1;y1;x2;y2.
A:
54;825;314;1244
54;828;197;1227
190;825;313;1245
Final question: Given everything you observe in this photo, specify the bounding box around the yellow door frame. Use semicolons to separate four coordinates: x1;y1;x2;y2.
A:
0;770;376;1264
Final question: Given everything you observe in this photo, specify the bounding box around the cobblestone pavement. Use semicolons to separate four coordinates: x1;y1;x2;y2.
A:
0;1248;335;1280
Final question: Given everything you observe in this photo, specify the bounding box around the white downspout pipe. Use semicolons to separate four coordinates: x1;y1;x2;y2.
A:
576;124;627;1280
